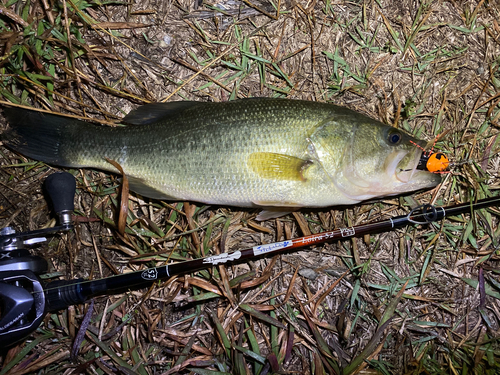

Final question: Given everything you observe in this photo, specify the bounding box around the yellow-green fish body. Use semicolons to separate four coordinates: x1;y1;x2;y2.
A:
1;99;440;219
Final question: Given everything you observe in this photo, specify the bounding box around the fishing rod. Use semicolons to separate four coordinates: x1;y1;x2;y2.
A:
0;173;499;348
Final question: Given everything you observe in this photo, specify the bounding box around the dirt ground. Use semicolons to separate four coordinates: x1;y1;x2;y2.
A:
1;0;500;374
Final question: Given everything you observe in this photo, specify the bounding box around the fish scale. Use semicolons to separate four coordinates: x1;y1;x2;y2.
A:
1;98;441;219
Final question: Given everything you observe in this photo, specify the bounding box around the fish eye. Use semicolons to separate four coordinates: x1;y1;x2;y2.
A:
387;130;402;145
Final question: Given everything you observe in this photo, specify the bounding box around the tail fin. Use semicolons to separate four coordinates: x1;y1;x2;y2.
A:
1;107;86;168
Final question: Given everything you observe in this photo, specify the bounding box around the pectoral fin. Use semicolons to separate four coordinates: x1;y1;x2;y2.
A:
248;152;312;181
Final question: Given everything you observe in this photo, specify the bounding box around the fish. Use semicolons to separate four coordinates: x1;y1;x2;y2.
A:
1;98;441;220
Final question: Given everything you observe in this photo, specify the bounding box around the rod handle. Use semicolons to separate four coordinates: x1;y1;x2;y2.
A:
44;278;85;312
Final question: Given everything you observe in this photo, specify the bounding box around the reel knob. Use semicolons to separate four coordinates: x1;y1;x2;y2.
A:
44;172;76;228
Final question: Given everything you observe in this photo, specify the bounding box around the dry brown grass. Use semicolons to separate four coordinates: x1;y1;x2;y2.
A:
1;0;500;374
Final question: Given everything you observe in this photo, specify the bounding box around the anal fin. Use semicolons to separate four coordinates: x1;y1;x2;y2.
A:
128;176;177;200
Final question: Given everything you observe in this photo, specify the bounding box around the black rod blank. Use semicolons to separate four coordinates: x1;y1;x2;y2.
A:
42;195;500;310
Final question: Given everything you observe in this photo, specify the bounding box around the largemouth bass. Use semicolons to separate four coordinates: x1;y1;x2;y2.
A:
1;99;441;219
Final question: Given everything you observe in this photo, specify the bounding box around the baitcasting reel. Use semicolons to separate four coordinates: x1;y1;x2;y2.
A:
0;172;76;347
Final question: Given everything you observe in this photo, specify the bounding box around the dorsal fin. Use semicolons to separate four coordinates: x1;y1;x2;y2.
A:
122;101;200;125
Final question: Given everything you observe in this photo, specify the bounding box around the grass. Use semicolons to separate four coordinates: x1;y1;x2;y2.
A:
0;0;500;374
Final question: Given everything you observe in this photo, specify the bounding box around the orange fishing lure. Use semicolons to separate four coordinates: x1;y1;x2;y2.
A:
417;152;450;173
412;134;450;173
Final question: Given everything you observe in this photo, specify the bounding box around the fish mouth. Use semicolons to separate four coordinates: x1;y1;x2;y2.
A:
393;146;421;183
386;146;442;191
